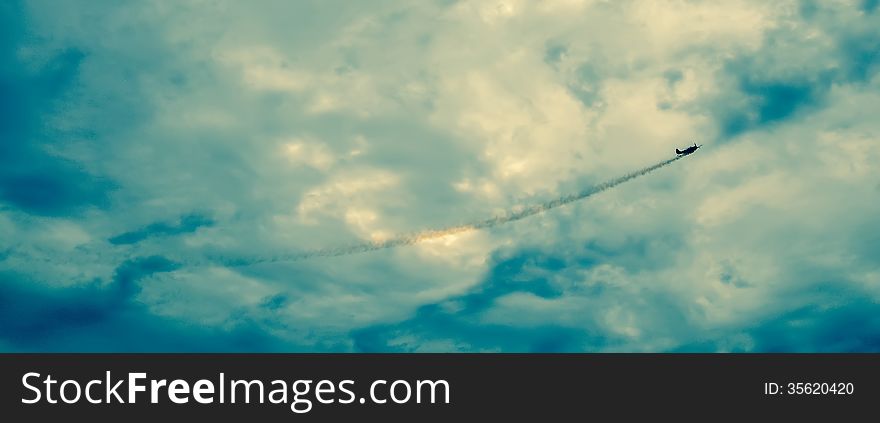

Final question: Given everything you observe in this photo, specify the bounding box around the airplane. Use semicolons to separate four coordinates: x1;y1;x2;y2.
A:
675;142;701;156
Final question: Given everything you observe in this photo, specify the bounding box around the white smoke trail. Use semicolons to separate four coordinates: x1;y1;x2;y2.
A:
213;155;684;266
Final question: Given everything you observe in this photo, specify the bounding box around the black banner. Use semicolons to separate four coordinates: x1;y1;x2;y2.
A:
1;354;876;420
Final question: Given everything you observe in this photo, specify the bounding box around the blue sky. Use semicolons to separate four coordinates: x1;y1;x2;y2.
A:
1;0;879;352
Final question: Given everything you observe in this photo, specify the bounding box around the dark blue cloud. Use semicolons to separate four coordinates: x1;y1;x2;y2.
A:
352;304;589;352
350;227;698;352
109;213;215;245
359;226;880;352
352;250;605;352
0;169;113;217
749;298;880;352
0;256;302;352
543;42;567;66
711;6;879;140
0;1;24;154
567;63;602;107
798;0;819;20
740;78;827;126
0;1;113;216
112;256;181;299
663;69;684;86
675;284;880;352
838;30;880;82
458;251;566;312
259;293;289;311
716;61;833;138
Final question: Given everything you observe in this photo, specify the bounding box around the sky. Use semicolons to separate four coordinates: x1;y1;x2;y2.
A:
1;0;879;352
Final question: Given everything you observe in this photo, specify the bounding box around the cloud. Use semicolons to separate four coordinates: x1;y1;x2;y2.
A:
0;254;326;351
702;1;880;139
351;250;593;352
0;2;113;216
109;214;214;245
1;0;879;352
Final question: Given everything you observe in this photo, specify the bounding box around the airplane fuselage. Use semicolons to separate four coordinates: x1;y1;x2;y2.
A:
676;144;700;156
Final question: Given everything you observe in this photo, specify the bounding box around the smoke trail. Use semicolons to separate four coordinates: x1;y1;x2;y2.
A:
214;155;684;266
